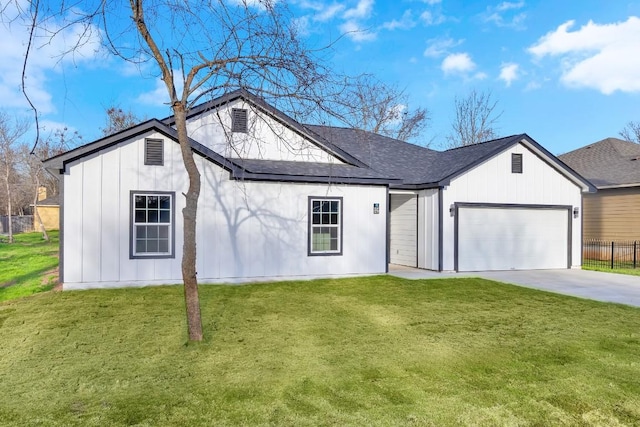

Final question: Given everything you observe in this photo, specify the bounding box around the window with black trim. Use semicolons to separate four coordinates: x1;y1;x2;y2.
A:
131;192;175;258
512;153;523;173
308;197;342;255
145;139;164;166
231;108;248;133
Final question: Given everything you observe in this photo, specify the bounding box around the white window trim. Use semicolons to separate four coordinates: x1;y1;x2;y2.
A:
308;196;343;256
130;191;176;259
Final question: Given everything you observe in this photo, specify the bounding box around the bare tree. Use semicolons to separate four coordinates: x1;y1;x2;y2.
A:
101;106;140;136
446;89;502;148
338;75;430;144
18;0;337;340
620;121;640;143
0;112;30;243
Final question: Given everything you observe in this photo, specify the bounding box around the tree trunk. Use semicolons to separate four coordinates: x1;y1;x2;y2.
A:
173;104;203;341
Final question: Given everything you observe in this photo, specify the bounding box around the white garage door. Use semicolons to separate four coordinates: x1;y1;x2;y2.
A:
457;206;569;271
390;194;418;267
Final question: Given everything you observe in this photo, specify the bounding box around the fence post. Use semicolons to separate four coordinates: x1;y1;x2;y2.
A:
611;241;614;269
635;241;637;269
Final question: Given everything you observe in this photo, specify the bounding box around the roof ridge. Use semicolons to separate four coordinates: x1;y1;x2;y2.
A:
442;134;524;152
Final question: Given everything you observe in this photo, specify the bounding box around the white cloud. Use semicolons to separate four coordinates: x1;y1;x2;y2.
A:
496;1;525;11
421;0;441;4
382;10;416;31
315;3;346;21
528;17;640;94
424;37;463;58
0;3;103;115
481;1;527;29
499;63;519;86
442;53;476;74
136;72;185;107
343;0;374;20
340;20;377;42
419;10;446;26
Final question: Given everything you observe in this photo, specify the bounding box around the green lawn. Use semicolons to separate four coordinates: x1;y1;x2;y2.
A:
583;264;640;276
0;231;59;302
1;276;639;426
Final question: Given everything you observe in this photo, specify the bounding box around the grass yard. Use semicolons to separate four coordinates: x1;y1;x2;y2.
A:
1;276;640;426
583;264;640;277
0;231;59;302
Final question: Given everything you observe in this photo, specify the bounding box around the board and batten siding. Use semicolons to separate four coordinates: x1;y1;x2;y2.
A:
440;142;583;271
583;188;640;241
62;132;387;289
389;193;418;267
185;99;342;164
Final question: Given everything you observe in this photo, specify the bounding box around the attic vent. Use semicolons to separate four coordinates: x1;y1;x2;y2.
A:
145;139;164;166
232;108;248;133
511;153;523;173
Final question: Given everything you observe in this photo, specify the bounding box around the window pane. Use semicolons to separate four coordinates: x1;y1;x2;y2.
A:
159;210;170;223
330;227;338;238
147;226;158;238
136;239;146;253
321;201;330;212
148;196;158;208
158;239;169;253
135;196;146;208
321;213;329;224
159;196;171;209
312;201;321;213
136;225;146;238
330;238;338;251
330;213;338;224
312;213;320;225
330;201;338;212
147;240;158;253
159;225;169;238
135;210;146;223
148;210;158;223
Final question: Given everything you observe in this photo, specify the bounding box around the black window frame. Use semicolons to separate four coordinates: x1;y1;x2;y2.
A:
511;153;523;174
308;196;343;256
144;138;164;166
231;108;248;133
130;191;176;259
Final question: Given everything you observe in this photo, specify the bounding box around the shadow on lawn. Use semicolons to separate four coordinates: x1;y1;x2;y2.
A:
0;266;59;294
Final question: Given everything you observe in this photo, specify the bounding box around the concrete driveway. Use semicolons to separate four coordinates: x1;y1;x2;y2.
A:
388;265;640;307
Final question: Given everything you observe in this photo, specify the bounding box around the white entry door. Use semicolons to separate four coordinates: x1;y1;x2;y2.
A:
389;194;418;267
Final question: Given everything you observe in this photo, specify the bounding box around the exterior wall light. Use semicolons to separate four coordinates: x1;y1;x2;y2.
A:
573;207;579;218
450;204;455;217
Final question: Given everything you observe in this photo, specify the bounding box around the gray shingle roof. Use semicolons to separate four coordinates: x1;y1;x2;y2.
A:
46;90;592;191
558;138;640;187
306;125;527;186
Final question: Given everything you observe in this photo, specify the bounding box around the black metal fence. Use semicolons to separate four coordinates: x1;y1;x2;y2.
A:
583;239;640;269
0;215;34;235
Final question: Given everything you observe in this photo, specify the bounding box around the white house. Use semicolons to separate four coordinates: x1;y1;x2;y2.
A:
44;90;594;290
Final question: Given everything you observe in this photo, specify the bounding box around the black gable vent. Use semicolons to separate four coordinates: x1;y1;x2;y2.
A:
511;153;523;173
145;139;164;166
232;108;248;133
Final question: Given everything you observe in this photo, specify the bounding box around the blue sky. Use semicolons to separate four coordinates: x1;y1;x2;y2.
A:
3;0;640;154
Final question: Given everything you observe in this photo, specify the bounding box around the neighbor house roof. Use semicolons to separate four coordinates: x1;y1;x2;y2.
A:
558;137;640;188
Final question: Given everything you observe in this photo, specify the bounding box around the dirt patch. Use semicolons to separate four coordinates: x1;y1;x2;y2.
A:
42;267;61;291
1;280;17;289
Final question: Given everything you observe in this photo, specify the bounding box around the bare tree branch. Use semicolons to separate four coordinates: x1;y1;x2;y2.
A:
446;89;502;148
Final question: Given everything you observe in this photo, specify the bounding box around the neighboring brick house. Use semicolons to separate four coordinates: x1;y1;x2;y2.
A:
559;137;640;241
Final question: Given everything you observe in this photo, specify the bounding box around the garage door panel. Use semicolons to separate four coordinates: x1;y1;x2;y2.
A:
457;207;568;271
390;194;417;267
